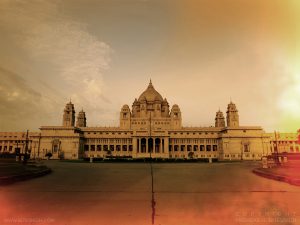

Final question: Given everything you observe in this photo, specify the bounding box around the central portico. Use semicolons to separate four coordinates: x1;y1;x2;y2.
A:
120;80;177;158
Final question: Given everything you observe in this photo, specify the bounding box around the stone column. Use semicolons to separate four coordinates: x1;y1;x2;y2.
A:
146;138;148;154
164;138;168;156
159;138;162;154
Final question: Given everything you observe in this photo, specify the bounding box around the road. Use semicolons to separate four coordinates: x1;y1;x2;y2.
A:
0;161;299;225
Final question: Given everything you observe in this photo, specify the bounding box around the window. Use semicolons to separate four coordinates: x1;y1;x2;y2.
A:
244;144;250;152
206;145;211;151
213;145;218;151
174;145;179;151
200;145;205;151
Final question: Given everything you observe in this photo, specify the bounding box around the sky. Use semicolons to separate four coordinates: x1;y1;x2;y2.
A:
0;0;299;132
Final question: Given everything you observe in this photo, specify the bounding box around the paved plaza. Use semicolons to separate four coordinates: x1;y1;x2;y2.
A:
1;161;300;225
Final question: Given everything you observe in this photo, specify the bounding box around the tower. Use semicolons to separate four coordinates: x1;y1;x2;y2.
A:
62;101;75;127
120;104;131;129
132;98;140;118
226;101;239;127
170;104;182;129
161;98;170;117
215;110;225;127
76;109;87;127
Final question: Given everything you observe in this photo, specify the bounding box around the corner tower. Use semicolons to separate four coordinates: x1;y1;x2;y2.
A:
215;110;225;127
226;101;239;127
62;101;75;127
76;109;87;127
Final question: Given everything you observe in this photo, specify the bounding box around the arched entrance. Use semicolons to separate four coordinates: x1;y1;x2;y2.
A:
155;138;160;153
148;138;153;153
141;138;146;153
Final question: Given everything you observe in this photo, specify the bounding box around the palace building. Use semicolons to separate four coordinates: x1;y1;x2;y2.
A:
3;80;295;161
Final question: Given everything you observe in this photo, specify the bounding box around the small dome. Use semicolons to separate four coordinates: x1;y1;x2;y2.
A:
216;110;224;117
227;101;238;111
138;80;163;102
171;104;180;111
122;105;130;111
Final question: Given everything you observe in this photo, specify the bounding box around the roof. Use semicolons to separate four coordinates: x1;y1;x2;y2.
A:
138;80;163;102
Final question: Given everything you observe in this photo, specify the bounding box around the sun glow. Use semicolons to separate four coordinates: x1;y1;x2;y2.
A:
277;72;300;131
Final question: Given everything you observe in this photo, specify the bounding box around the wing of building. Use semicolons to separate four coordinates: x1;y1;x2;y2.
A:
1;80;299;161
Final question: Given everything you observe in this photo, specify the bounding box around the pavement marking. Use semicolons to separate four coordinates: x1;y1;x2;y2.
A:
150;162;156;225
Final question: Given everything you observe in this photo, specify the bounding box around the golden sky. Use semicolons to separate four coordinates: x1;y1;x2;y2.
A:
0;0;299;132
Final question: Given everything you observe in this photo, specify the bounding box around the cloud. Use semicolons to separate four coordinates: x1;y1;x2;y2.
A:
0;67;44;131
0;0;113;130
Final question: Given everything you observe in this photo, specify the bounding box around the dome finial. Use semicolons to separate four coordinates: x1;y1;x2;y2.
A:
148;78;153;88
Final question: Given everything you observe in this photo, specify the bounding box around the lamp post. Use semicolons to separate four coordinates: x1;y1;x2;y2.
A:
274;130;279;165
23;130;29;164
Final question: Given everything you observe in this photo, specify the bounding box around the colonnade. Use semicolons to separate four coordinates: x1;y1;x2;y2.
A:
136;137;165;153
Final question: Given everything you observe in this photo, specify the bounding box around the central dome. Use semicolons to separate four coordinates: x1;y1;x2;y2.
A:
138;80;163;102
